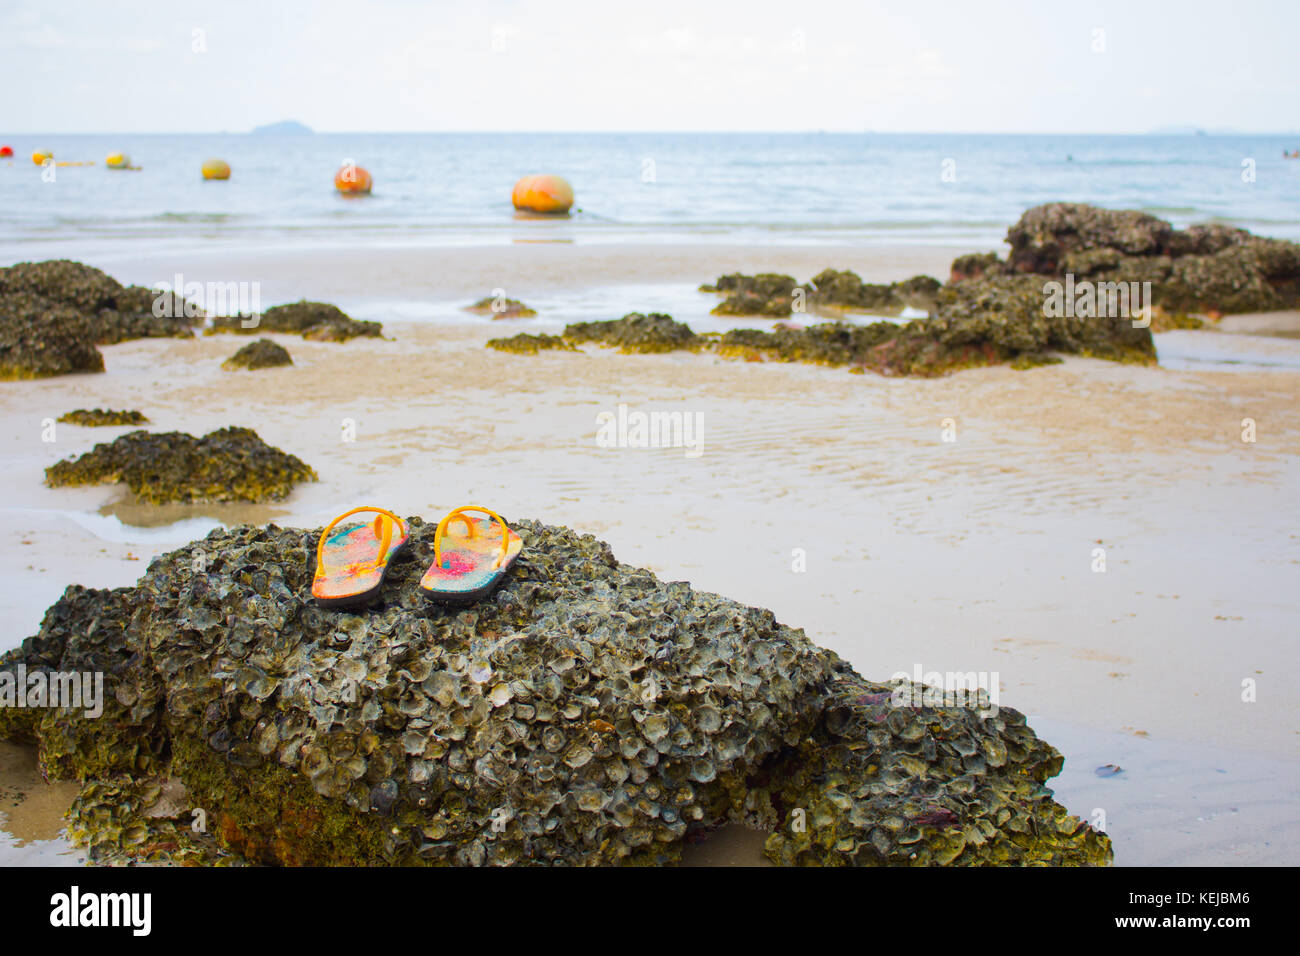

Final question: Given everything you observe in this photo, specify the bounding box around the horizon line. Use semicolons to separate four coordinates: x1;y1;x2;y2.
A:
7;129;1300;138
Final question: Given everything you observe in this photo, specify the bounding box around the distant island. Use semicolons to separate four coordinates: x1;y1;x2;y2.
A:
251;120;313;135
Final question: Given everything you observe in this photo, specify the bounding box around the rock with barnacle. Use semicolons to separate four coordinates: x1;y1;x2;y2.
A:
57;408;150;426
208;301;382;341
0;518;1112;867
563;312;702;353
486;333;577;355
0;259;199;379
222;339;293;371
44;426;317;504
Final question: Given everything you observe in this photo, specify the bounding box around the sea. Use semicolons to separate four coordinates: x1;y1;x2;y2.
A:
2;132;1299;257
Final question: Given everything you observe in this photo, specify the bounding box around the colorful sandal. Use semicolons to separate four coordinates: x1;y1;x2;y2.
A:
312;506;409;608
419;505;523;604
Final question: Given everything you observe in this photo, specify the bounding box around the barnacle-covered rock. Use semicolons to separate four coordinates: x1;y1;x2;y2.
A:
465;296;538;320
806;269;940;314
0;519;1110;867
717;322;897;366
209;301;382;341
949;252;1008;283
889;275;1157;374
2;519;833;865
44;427;317;504
703;273;800;316
702;271;941;317
563;313;702;353
64;776;241;866
989;203;1300;317
222;338;293;371
0;306;105;380
57;409;150;426
0;260;198;345
713;276;1154;376
486;332;577;355
756;656;1112;866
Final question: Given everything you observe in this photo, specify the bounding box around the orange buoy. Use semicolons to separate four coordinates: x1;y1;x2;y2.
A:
201;158;231;180
511;174;574;214
0;145;13;158
334;164;373;194
32;150;53;165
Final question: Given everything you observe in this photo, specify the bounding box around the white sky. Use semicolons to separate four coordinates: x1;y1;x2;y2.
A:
3;0;1296;133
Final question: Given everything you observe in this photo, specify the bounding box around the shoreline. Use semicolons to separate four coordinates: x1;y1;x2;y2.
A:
0;241;978;310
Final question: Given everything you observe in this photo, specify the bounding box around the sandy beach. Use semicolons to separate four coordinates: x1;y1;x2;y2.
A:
2;242;1299;865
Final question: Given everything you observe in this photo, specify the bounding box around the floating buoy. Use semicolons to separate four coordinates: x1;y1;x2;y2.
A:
201;158;231;180
32;150;53;165
334;164;372;194
511;174;574;214
106;152;130;170
0;145;13;158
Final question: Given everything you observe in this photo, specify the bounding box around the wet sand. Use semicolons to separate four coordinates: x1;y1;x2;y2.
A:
2;246;1298;866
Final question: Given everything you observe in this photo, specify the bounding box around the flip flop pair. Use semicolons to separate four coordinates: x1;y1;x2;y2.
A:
311;505;522;608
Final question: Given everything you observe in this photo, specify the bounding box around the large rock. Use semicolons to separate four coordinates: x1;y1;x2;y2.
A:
0;260;197;378
968;203;1300;317
713;274;1155;375
0;519;1112;866
0;259;197;345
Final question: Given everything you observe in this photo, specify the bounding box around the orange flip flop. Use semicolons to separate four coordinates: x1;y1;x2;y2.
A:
311;506;409;608
419;505;523;604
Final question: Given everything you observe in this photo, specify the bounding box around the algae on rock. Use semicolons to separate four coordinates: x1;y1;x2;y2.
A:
44;427;317;504
563;312;703;353
486;333;577;355
57;409;150;426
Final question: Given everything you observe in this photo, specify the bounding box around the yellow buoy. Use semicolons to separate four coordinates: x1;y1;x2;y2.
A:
201;158;231;180
106;152;130;170
32;150;53;165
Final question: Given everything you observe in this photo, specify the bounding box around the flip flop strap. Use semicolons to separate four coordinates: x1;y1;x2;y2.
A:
316;506;406;573
434;505;511;571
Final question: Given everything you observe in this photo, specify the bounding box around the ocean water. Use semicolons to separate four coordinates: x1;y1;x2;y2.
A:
2;133;1298;256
